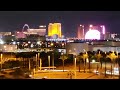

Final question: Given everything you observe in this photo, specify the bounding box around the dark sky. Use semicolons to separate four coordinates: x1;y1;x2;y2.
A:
0;11;120;37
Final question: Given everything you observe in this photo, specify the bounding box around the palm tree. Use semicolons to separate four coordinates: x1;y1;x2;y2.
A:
52;53;54;69
117;57;120;79
96;51;103;72
104;52;107;77
87;51;94;73
59;53;68;72
116;52;120;79
76;53;83;72
107;51;118;77
80;52;88;73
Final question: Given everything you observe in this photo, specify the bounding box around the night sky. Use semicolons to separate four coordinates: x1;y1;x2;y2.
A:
0;11;120;37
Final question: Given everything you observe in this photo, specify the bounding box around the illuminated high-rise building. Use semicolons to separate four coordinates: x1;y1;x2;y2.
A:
48;23;62;38
85;24;106;40
77;25;84;39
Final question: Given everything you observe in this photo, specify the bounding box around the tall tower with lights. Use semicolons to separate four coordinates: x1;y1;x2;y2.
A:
48;23;62;38
77;25;84;39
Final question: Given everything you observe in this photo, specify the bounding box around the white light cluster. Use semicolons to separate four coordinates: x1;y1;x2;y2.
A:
85;30;100;40
0;39;4;44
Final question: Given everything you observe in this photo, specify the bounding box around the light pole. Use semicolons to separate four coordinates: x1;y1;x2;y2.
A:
52;53;54;70
105;59;107;77
61;53;65;72
83;52;88;73
29;58;31;71
33;68;35;78
88;58;91;73
40;58;42;71
118;58;120;79
76;55;81;72
105;52;107;77
96;51;102;73
38;53;40;69
59;52;67;72
74;57;76;79
48;55;50;79
62;53;65;72
117;52;120;79
48;55;50;71
79;58;81;72
111;60;113;78
36;54;37;70
0;53;3;70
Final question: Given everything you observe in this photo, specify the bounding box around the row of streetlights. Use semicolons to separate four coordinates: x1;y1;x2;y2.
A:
34;53;55;71
1;51;120;79
73;51;120;79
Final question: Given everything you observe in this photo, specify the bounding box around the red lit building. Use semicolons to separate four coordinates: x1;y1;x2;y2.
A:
77;25;84;39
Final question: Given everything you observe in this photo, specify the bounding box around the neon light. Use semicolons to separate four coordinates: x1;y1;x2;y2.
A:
85;29;100;40
89;25;93;27
102;25;105;34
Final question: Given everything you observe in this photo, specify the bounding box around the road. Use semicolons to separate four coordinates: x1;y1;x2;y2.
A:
32;69;119;79
32;62;120;79
0;62;119;79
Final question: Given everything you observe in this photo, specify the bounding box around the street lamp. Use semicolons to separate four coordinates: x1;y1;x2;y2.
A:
76;55;81;72
48;55;50;78
105;52;107;77
33;68;35;78
74;57;76;79
118;53;120;79
59;52;67;72
117;51;120;79
0;53;3;70
48;55;50;71
61;53;65;72
74;48;76;55
40;58;42;71
35;54;37;70
83;52;88;73
52;53;54;70
38;53;40;69
29;58;31;71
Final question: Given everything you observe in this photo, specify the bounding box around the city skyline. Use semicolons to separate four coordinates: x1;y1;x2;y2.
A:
0;11;120;37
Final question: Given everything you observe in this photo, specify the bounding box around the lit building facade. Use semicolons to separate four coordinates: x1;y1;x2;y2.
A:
0;44;17;52
77;25;84;39
48;23;62;38
66;43;89;55
0;32;11;36
15;25;46;39
27;25;46;36
84;24;106;40
15;31;26;39
0;32;11;38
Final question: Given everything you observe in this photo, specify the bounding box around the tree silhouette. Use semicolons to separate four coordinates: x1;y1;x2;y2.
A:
76;53;83;72
79;52;88;73
95;51;103;72
59;53;68;72
106;51;118;77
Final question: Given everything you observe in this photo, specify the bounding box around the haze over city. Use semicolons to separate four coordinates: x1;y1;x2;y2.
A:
0;11;120;37
1;11;120;79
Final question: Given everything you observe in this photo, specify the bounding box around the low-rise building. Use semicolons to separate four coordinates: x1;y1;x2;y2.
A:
0;44;17;52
